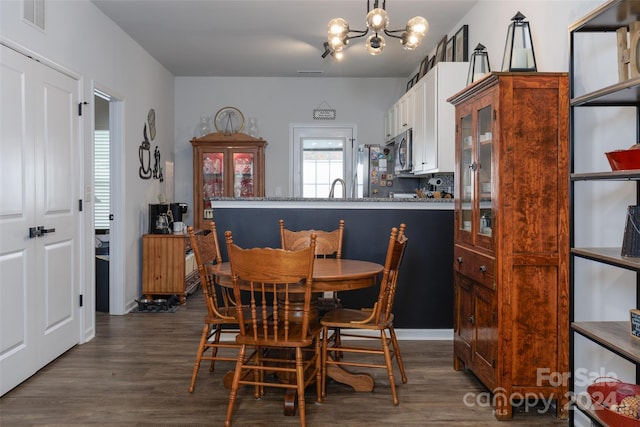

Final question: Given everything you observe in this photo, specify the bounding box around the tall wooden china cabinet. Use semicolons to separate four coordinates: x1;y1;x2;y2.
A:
191;132;266;230
448;73;569;420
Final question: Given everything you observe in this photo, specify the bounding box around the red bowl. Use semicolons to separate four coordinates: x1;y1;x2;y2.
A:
587;378;640;427
606;149;640;171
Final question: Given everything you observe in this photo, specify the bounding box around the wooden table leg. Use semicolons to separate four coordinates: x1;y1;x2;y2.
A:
283;390;297;416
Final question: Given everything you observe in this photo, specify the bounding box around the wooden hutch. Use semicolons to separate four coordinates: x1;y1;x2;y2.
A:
190;132;266;230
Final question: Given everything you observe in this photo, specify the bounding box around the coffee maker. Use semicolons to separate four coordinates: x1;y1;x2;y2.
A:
148;203;189;234
169;202;188;223
149;203;171;234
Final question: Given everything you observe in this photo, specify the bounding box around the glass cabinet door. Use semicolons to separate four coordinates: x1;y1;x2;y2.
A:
477;105;493;240
202;151;224;208
233;152;256;197
459;113;473;234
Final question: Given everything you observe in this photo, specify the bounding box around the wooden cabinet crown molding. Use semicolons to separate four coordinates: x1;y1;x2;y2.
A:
190;131;268;147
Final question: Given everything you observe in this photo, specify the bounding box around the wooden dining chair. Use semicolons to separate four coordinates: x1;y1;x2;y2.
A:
187;223;242;393
279;218;345;311
320;224;408;405
223;231;322;427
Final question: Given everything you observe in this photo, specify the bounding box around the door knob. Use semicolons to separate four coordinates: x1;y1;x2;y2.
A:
38;226;56;234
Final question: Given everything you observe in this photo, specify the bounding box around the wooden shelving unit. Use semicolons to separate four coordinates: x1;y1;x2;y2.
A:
569;1;640;425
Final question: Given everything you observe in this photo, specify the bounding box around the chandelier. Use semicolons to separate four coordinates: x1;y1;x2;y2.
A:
322;0;428;59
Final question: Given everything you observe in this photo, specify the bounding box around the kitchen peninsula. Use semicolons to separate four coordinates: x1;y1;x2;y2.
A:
208;197;453;332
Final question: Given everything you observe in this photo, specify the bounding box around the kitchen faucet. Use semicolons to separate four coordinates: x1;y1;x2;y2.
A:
329;178;346;198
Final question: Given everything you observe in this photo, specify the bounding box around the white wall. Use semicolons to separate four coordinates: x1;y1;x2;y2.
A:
174;76;405;206
443;0;602;73
1;0;175;332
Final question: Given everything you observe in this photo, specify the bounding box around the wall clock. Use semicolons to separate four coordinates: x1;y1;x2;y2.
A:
214;106;245;134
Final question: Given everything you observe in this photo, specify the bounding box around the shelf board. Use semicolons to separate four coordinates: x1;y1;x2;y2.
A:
574;399;608;427
571;247;640;271
570;0;640;33
572;321;640;364
571;170;640;181
571;77;640;106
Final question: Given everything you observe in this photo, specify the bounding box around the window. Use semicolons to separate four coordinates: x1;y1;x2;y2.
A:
292;126;355;198
94;130;110;229
302;138;343;198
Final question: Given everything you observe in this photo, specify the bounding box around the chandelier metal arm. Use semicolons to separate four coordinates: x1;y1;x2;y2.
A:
345;28;370;42
383;28;406;40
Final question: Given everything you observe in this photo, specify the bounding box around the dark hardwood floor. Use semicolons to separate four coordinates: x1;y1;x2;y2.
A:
1;288;568;426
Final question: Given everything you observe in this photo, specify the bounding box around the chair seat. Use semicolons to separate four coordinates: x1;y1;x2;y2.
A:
235;322;322;348
321;308;394;330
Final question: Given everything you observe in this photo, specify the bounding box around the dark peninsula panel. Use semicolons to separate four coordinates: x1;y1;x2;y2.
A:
211;207;453;329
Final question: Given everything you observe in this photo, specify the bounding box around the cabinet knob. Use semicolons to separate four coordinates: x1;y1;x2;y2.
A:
456;256;463;264
479;265;487;273
469;315;475;324
468;162;478;171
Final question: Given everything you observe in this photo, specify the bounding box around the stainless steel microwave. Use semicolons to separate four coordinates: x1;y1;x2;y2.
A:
393;129;412;173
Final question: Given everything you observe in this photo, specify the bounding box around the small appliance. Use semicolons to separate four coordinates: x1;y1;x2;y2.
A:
393;129;413;174
148;203;188;234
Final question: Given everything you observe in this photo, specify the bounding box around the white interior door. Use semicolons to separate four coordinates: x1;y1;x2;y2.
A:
0;45;81;396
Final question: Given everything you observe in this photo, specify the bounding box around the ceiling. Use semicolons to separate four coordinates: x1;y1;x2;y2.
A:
91;0;477;78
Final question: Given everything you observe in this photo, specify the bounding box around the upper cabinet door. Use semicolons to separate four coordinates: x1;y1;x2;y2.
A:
454;87;496;252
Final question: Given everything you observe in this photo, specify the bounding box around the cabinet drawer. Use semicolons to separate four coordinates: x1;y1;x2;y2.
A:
454;245;495;290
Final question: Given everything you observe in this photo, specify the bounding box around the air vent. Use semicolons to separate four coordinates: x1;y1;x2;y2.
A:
23;0;45;30
297;70;324;75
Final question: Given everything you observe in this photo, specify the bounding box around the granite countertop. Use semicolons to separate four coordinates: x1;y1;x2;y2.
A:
210;197;454;203
208;197;454;210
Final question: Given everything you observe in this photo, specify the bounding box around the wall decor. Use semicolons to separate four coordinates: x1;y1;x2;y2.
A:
313;100;336;120
426;55;436;72
139;124;152;179
214;106;245;134
419;56;429;79
147;108;156;140
454;25;469;62
446;37;455;62
435;35;447;64
153;146;163;182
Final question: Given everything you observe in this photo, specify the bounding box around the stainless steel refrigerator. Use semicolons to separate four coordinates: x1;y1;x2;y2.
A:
355;144;393;198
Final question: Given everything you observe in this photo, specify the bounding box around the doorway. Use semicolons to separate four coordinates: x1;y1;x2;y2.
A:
92;87;125;315
291;125;356;198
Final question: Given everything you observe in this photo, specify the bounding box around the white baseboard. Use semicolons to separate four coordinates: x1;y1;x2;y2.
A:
341;329;453;340
216;329;453;342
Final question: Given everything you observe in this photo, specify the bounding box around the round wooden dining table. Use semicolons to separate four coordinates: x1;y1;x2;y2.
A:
210;258;383;414
211;258;383;293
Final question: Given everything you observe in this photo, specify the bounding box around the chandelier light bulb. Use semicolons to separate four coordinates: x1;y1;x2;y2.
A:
328;18;349;37
334;50;344;60
366;34;385;55
407;16;428;37
402;32;421;50
329;35;345;50
366;8;388;32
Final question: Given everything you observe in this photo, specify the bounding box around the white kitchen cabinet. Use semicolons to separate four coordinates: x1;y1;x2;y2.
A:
413;62;468;174
384;103;398;142
398;89;413;133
